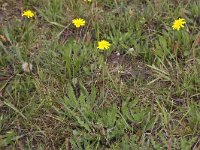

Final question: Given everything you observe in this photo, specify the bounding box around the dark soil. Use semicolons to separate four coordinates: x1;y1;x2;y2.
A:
0;0;22;26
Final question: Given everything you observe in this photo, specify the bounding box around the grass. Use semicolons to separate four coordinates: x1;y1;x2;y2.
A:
0;0;200;149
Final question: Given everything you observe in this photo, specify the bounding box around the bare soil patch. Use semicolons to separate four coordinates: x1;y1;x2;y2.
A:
0;0;22;26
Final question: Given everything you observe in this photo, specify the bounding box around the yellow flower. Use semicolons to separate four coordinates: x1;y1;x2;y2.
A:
84;0;92;2
172;18;186;31
97;40;111;50
22;10;34;18
72;18;86;28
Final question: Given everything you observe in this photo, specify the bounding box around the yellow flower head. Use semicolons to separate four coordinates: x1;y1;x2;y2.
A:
72;18;86;28
22;10;34;18
172;18;186;31
97;40;111;50
84;0;92;2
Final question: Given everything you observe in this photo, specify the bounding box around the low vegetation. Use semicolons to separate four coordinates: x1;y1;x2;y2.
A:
0;0;199;149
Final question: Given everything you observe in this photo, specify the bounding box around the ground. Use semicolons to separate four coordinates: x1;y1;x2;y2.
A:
0;0;200;149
